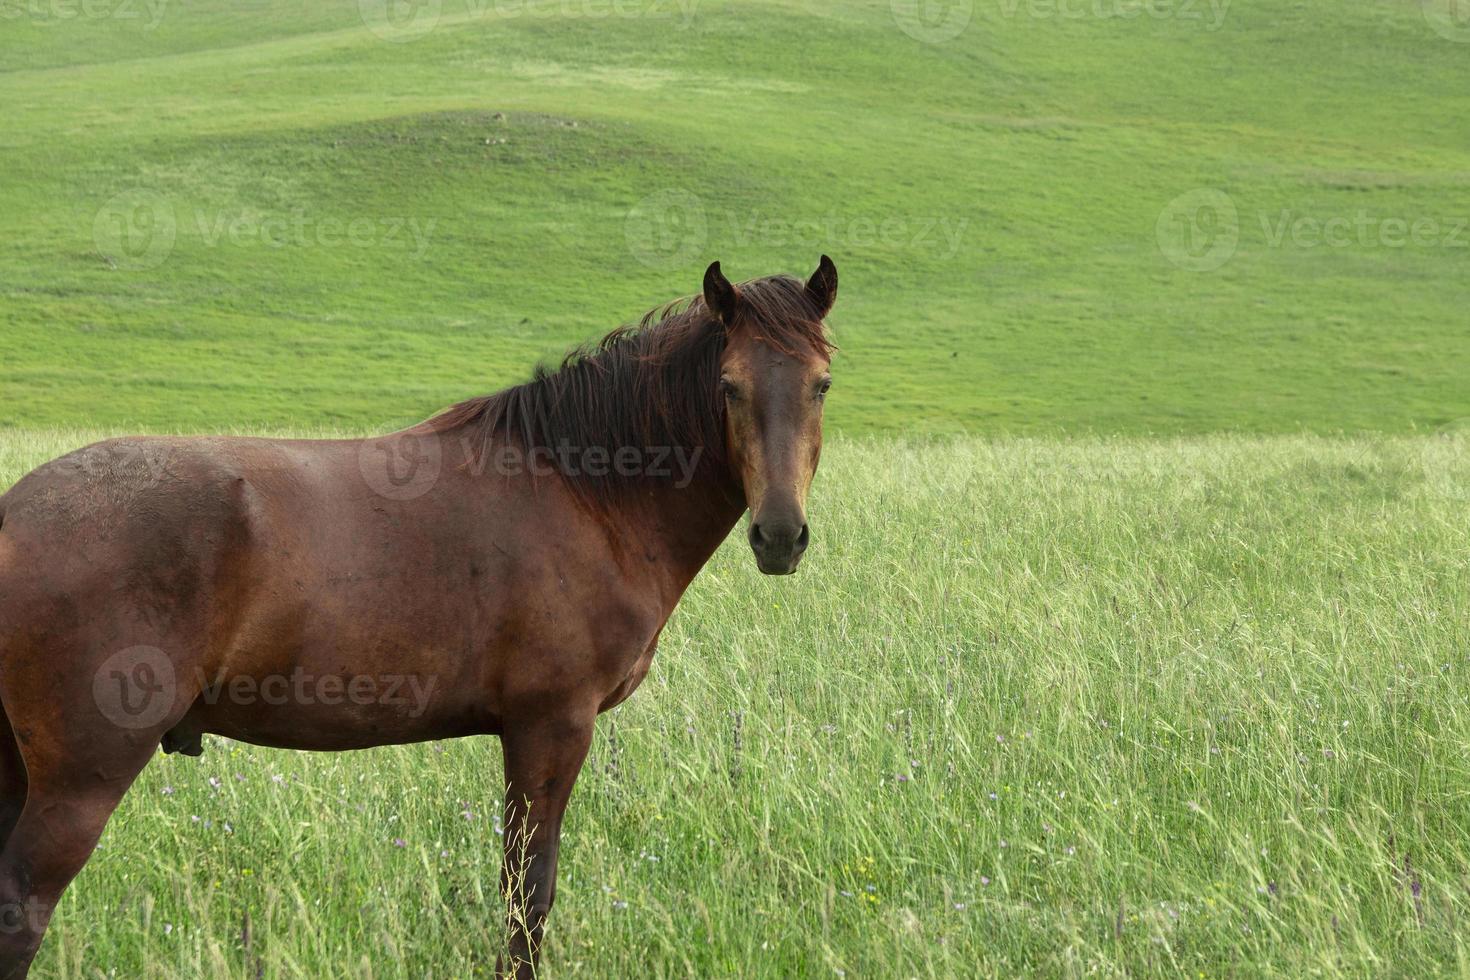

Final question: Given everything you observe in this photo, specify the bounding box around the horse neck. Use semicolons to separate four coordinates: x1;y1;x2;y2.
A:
610;455;747;597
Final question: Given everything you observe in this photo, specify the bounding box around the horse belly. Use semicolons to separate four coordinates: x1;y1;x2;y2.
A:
177;667;502;752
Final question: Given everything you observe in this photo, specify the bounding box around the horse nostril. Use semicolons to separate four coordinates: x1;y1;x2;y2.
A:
796;524;810;552
748;522;765;549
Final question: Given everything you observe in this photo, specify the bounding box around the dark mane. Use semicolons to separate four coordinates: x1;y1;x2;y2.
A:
415;274;835;510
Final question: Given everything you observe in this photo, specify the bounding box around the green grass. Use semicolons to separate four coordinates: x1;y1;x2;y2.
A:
6;429;1470;976
5;1;1470;975
2;0;1470;435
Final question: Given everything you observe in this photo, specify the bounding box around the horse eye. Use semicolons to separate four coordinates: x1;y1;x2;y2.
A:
817;379;832;398
719;379;740;401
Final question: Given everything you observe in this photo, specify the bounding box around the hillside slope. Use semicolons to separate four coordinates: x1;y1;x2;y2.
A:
1;0;1467;434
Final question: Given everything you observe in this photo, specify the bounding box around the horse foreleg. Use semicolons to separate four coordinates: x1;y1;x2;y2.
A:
497;713;594;980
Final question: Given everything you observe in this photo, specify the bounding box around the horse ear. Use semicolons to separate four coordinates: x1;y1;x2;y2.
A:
806;254;838;318
703;261;739;326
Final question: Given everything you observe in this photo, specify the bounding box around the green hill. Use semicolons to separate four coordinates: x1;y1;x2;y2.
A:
2;0;1468;435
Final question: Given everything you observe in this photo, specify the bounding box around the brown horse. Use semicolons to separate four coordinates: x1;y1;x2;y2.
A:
0;257;837;977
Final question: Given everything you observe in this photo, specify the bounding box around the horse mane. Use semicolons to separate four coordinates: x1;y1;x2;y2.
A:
414;274;835;511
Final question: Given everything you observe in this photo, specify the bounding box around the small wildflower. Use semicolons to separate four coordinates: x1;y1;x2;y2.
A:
208;777;221;790
980;876;991;886
393;838;407;848
161;786;174;796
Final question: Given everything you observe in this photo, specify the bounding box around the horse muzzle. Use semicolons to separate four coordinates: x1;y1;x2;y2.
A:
748;518;809;575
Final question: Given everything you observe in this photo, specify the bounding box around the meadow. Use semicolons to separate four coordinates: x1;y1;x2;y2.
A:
1;0;1469;435
5;429;1470;977
5;0;1470;976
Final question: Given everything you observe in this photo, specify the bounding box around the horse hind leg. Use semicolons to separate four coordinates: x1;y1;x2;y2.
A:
0;704;25;853
0;699;157;979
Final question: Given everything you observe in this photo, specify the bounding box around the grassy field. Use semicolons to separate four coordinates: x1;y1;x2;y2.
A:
5;0;1470;976
4;429;1470;977
2;0;1470;435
